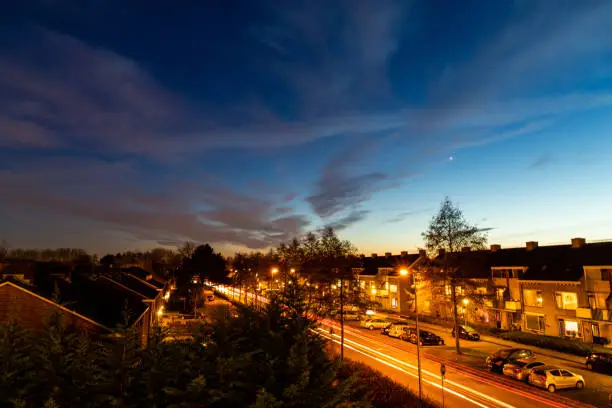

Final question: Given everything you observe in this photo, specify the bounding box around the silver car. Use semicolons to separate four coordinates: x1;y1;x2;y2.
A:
528;366;585;393
502;361;546;381
361;318;391;330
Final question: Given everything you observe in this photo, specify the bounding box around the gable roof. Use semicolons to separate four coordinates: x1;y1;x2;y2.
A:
0;280;113;332
105;273;161;299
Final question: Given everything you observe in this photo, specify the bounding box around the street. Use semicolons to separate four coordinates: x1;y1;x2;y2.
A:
216;285;611;408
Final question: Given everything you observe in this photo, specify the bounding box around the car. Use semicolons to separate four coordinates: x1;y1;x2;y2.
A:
528;366;585;393
335;311;360;321
486;348;536;373
401;328;445;346
360;318;391;330
502;360;546;381
451;325;481;341
384;323;411;338
586;353;612;375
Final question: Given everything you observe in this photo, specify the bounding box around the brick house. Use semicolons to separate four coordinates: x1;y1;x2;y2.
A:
0;280;112;337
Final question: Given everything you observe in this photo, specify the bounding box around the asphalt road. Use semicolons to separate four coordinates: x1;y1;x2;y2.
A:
323;319;610;408
215;285;611;408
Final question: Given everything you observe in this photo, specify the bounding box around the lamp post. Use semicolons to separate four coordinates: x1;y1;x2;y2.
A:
271;267;278;291
462;298;469;324
400;267;422;407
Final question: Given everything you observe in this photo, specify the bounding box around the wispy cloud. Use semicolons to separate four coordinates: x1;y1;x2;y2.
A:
0;156;309;249
530;154;554;169
384;208;434;224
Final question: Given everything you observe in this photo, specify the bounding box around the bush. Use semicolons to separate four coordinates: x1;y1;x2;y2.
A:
339;361;436;408
499;331;595;357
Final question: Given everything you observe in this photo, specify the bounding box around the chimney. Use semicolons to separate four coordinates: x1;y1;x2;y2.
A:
385;252;392;257
359;254;365;259
526;241;538;251
371;253;378;258
571;237;586;248
400;251;408;257
462;247;471;252
419;249;427;257
438;248;446;258
490;244;501;252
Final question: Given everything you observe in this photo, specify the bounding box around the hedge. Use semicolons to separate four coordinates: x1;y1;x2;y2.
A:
339;360;437;408
498;331;596;357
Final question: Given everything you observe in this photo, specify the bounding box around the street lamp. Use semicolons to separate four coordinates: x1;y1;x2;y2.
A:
271;267;278;290
399;267;422;407
462;298;470;323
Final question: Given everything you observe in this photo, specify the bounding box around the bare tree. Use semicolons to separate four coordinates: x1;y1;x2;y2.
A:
422;197;487;354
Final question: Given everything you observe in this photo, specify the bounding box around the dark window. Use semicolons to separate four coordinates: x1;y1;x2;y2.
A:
561;370;573;377
602;269;611;281
550;370;561;377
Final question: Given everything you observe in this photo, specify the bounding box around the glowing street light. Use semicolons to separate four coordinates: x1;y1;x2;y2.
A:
399;266;422;405
271;267;278;275
290;268;296;274
331;284;337;290
462;298;470;306
371;288;377;295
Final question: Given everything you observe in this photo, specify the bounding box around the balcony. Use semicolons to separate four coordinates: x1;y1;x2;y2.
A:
576;308;611;321
505;300;521;311
576;307;592;319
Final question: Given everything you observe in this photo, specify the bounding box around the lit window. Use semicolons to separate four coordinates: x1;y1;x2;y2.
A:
555;292;577;310
523;289;543;307
561;320;580;338
389;284;398;293
476;287;487;295
360;280;365;289
391;298;398;308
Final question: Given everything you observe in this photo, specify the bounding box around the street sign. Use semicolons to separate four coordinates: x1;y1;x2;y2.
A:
440;363;446;377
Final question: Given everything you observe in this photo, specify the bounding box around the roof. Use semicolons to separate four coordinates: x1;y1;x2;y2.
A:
60;274;149;328
104;273;161;299
357;254;422;276
434;241;612;282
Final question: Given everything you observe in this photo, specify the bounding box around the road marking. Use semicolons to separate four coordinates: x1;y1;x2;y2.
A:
319;331;494;408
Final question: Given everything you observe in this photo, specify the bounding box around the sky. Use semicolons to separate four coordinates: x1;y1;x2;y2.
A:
1;0;612;256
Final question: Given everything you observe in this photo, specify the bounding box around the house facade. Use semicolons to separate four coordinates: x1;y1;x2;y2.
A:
358;238;612;346
355;251;424;314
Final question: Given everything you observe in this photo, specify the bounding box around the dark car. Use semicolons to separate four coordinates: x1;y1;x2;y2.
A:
486;348;535;373
586;353;612;375
451;325;480;341
401;328;445;346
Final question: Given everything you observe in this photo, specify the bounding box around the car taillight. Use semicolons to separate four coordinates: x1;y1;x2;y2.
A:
514;368;522;374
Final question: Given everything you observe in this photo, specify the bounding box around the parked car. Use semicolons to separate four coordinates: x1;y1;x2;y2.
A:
361;318;391;330
341;312;361;321
401;328;445;345
451;325;480;341
528;366;585;392
384;323;411;338
502;361;546;381
586;353;612;375
486;348;535;373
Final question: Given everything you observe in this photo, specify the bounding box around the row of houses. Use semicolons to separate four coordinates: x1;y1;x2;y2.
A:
353;238;612;346
0;260;170;347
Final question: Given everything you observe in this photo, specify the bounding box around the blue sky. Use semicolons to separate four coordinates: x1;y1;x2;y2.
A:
1;0;612;255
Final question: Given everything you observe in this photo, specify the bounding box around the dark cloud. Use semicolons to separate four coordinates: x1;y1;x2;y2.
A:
326;210;370;231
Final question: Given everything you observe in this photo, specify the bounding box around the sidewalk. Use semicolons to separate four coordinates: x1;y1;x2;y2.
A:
385;313;586;365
